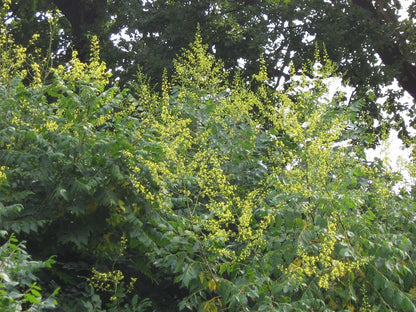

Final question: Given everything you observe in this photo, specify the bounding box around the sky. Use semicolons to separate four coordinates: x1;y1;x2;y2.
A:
365;0;415;190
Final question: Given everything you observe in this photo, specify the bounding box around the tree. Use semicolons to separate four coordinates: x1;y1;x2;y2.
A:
123;32;416;311
2;0;416;308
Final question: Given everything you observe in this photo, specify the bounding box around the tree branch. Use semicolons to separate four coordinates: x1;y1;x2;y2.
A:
351;0;416;100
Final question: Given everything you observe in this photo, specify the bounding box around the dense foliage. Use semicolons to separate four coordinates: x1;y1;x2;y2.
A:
5;0;416;145
1;1;416;311
0;233;58;311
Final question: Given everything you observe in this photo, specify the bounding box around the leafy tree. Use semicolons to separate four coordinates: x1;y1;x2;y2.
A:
0;2;181;308
122;31;416;311
2;0;416;309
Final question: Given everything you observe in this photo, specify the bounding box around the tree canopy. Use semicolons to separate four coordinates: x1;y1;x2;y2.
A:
2;0;416;311
5;0;416;143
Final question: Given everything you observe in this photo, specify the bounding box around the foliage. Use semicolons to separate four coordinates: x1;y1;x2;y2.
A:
0;233;58;311
1;2;416;310
123;32;416;311
0;40;155;312
0;2;155;309
5;0;416;145
0;95;58;311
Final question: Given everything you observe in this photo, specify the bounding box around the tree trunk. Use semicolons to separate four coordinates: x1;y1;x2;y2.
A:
52;0;107;62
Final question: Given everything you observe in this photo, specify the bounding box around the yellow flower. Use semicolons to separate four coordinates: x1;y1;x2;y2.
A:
284;215;368;290
0;166;7;184
44;120;59;132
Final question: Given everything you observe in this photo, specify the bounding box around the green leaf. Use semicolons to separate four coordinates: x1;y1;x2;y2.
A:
25;293;41;305
181;263;200;289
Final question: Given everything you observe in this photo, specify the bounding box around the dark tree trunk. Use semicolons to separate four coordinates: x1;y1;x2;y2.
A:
52;0;107;62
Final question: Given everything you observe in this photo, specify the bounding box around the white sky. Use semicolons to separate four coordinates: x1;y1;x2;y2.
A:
365;0;415;189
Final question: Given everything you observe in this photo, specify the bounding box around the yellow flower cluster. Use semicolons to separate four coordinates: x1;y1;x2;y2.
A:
359;286;373;312
0;166;7;184
284;215;368;290
11;116;30;129
31;62;43;89
262;77;353;204
53;36;111;88
173;29;227;91
193;151;235;200
44;120;59;132
0;3;60;87
119;234;128;257
87;235;136;301
0;0;28;84
88;267;124;293
87;267;137;301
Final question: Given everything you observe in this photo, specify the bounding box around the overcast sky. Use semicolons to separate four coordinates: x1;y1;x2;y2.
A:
364;0;415;189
